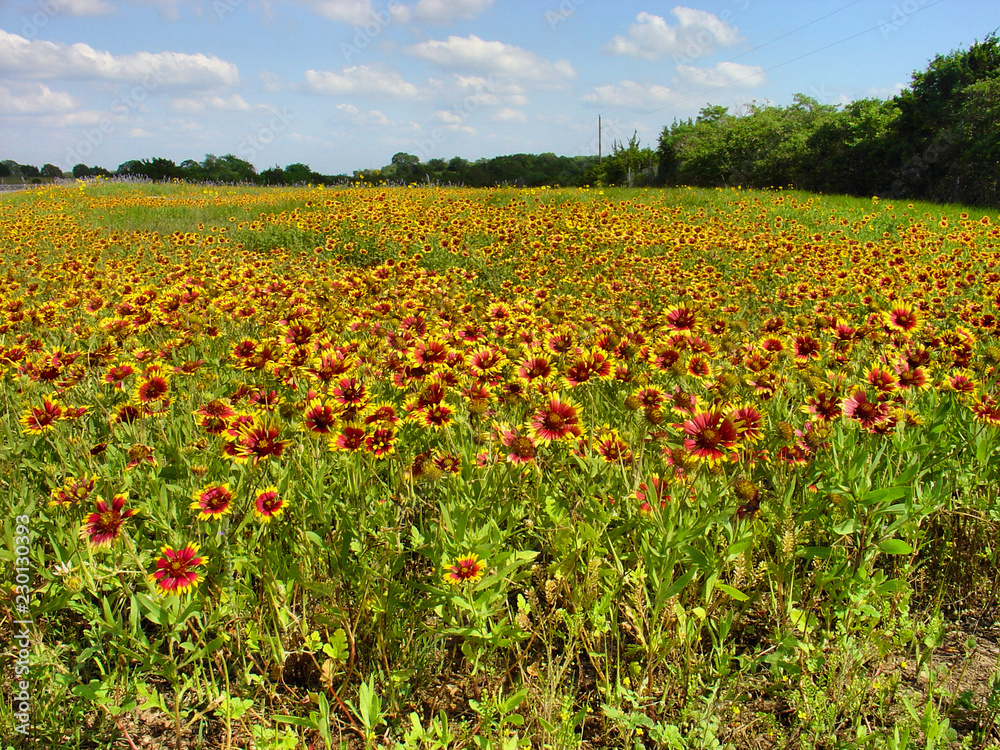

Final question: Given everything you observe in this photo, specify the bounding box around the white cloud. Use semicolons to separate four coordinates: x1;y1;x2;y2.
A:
867;83;906;99
435;109;476;134
676;62;764;89
171;94;253;113
492;107;526;122
0;30;239;88
582;81;679;109
304;66;419;97
407;35;575;82
412;0;493;23
605;8;741;60
0;82;76;114
334;103;391;126
58;0;116;16
294;0;409;24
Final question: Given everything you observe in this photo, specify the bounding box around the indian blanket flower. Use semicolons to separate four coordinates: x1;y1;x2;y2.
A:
364;427;396;457
50;475;98;507
103;364;135;388
332;377;368;407
729;405;764;442
885;304;922;333
331;426;365;452
500;427;537;464
529;397;583;443
191;484;234;520
593;428;633;465
517;354;552;382
302;400;338;434
150;544;206;596
665;305;698;331
136;374;170;404
235;417;291;463
682;411;739;463
802;392;842;421
253;487;285;522
82;494;137;549
841;389;891;430
443;554;485;585
20;398;63;434
417;403;454;429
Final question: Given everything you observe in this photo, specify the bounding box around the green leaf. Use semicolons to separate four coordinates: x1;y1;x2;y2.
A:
715;582;749;601
134;593;163;626
833;519;857;536
501;689;528;714
273;714;315;729
861;486;909;506
660;568;696;600
878;538;913;555
323;629;349;662
798;546;832;559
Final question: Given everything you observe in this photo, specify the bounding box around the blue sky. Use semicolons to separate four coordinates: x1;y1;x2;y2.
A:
1;0;996;175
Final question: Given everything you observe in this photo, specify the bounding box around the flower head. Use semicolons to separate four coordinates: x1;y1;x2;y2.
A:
253;487;285;522
444;554;485;585
682;411;738;463
191;484;234;520
81;494;137;549
150;544;206;596
529;397;583;443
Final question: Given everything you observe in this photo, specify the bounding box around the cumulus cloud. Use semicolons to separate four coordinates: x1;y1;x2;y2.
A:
675;62;764;89
0;82;76;114
582;80;679;109
412;0;493;23
604;8;741;60
334;103;390;126
407;35;575;82
304;66;419;97
435;109;476;134
0;30;239;88
294;0;409;25
171;94;253;113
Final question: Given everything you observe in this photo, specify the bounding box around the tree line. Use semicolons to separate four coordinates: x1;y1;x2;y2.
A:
657;33;1000;207
4;34;997;205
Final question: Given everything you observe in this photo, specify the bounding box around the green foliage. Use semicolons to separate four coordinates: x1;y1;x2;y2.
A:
659;33;1000;207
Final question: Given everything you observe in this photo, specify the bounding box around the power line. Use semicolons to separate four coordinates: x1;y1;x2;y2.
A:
724;0;869;65
639;0;949;120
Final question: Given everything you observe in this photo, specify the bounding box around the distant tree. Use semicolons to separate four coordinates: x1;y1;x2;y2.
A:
0;162;11;178
20;164;40;178
258;166;287;185
283;163;314;184
41;164;63;179
602;132;656;187
200;154;257;183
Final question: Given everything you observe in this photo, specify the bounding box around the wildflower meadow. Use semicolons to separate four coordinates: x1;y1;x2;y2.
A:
2;181;999;749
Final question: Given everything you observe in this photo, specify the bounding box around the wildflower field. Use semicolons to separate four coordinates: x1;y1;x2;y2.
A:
2;182;999;750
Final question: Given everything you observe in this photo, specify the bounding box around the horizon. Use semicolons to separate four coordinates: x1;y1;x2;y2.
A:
1;0;996;175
